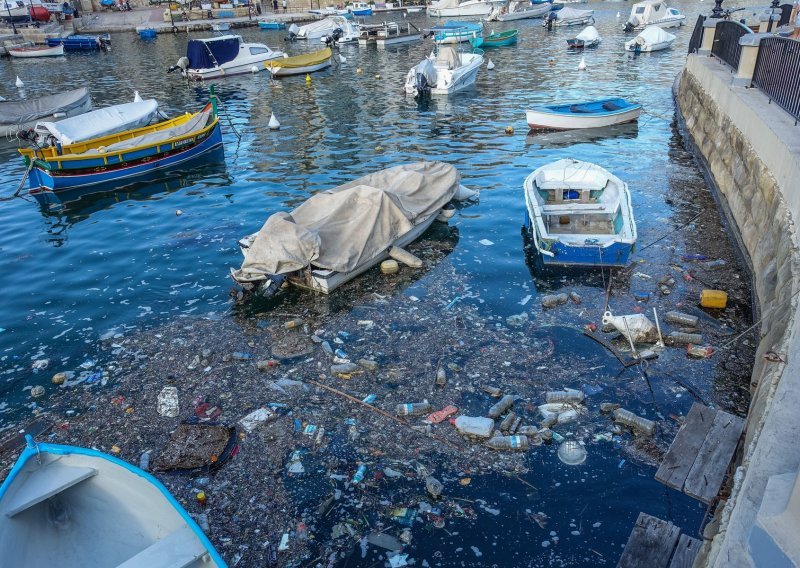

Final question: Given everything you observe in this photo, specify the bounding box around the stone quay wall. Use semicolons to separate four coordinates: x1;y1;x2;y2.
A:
674;54;800;566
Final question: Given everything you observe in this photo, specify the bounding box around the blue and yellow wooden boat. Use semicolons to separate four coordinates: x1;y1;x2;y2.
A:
19;101;223;193
469;29;518;48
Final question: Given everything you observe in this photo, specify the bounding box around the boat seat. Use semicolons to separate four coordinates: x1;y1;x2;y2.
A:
117;525;208;568
569;105;592;113
4;461;97;518
602;101;624;111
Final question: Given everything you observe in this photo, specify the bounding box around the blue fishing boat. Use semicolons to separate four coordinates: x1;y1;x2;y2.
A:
430;21;482;44
526;97;642;131
138;27;157;39
349;1;372;15
0;435;227;567
524;158;637;267
47;34;111;50
19;100;223;192
470;28;517;47
258;20;286;29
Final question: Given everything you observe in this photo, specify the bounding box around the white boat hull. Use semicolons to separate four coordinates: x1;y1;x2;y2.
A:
188;50;285;80
427;0;502;17
631;16;685;30
9;44;64;57
404;51;484;96
625;39;674;52
378;33;422;46
526;107;641;130
495;4;550;20
268;59;332;76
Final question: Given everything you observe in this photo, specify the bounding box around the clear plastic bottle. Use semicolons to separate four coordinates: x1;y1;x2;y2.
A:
487;395;515;419
481;385;502;397
436;366;447;386
545;388;585;404
510;416;523;434
541;293;568;308
396;402;433;416
668;331;703;345
499;411;517;432
485;435;529;451
665;311;699;327
352;464;367;484
613;408;656;436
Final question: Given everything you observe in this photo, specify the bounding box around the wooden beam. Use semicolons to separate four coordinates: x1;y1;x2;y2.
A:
683;410;744;503
656;403;717;491
617;513;681;568
669;534;702;568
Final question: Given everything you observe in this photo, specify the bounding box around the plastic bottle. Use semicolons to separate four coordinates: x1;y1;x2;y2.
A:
487;395;515;419
396;402;433;416
569;291;582;304
352;464;367;484
517;425;539;436
197;513;210;532
613;408;656;436
481;385;502;397
334;348;348;359
665;311;699;327
499;411;517;432
485;435;529;451
284;318;302;329
702;259;727;270
436;366;447;386
510;416;523;434
321;341;333;355
138;451;150;472
668;331;703;345
545;388;585;404
541;293;568;308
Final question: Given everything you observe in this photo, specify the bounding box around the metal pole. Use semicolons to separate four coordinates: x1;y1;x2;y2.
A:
767;0;779;32
710;0;723;18
7;3;17;34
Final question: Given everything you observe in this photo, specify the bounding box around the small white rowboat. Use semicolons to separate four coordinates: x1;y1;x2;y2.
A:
9;44;65;58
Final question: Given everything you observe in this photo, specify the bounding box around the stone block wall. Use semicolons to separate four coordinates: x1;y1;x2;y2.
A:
674;55;800;566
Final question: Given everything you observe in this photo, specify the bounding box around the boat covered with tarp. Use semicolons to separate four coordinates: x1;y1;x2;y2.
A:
232;162;477;294
32;98;159;146
524;158;637;267
180;35;285;80
488;0;551;21
0;435;227;568
624;25;676;52
567;25;601;48
266;47;332;76
544;6;594;27
0;87;91;139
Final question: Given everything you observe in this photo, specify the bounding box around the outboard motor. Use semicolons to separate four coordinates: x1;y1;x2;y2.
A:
285;23;299;41
623;21;634;32
167;56;189;75
323;27;344;46
415;72;431;99
545;11;557;31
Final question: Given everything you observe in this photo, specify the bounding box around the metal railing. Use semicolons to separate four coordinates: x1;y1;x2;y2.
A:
688;14;705;54
778;3;793;26
752;36;800;123
711;20;752;70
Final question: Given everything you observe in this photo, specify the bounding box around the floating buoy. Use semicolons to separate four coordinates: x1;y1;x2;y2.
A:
15;76;23;88
175;209;183;216
375;144;384;151
549;58;555;65
487;59;495;70
338;54;346;63
505;125;514;135
578;56;586;71
250;65;258;73
374;74;381;79
356;67;362;74
380;259;399;274
616;11;620;17
133;90;143;102
268;112;280;130
305;73;312;83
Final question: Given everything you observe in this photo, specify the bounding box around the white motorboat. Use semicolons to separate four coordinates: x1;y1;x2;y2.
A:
289;16;358;41
8;44;64;57
309;7;350;16
543;6;594;28
0;0;50;22
625;25;676;52
567;25;601;49
430;21;482;44
0;436;225;568
404;46;484;96
524;158;637;267
0;88;92;140
359;21;422;46
178;35;285;80
32;96;159;147
488;0;551;21
427;0;504;18
623;0;685;31
525;97;642;131
232;162;478;295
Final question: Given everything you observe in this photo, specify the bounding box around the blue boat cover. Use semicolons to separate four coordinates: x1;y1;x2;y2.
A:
187;37;239;70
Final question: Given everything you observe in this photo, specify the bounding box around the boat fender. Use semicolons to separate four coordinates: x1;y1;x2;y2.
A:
389;246;423;268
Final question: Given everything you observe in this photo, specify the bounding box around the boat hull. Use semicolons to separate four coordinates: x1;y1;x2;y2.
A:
0;94;92;139
28;122;223;192
631;16;685;30
526;101;641;130
9;44;64;57
350;8;372;15
526;216;634;267
258;21;285;29
496;4;550;20
187;52;284;80
472;30;517;47
625;39;673;52
428;5;492;17
377;33;422;46
268;58;331;76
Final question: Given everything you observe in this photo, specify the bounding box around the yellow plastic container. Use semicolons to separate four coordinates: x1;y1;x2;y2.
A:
700;289;728;309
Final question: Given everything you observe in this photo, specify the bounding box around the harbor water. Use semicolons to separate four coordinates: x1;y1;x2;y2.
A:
0;2;760;565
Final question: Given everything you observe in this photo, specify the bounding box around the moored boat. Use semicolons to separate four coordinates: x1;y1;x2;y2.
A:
360;21;422;46
526;97;642;130
0;0;50;22
429;21;482;44
173;35;286;80
404;45;484;96
46;34;111;51
0;87;92;140
0;435;226;568
427;0;504;18
470;29;517;48
488;1;551;21
19;100;222;192
624;25;675;52
266;47;332;77
623;0;685;31
349;1;372;15
288;16;357;40
524;158;637;267
566;25;600;49
258;20;286;29
232;162;477;295
543;6;593;28
8;44;64;57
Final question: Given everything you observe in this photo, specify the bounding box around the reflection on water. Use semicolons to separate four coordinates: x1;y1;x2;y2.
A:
525;121;640;149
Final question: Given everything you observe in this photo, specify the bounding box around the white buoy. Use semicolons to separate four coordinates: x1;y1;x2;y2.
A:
338;54;346;63
251;65;258;73
487;59;495;70
15;76;23;88
268;112;280;130
616;11;620;18
578;56;586;71
133;90;143;102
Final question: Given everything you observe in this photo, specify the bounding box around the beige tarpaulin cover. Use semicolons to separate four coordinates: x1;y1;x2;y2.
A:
233;161;460;282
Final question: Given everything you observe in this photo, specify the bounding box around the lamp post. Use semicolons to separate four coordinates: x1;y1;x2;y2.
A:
710;0;723;18
767;0;779;32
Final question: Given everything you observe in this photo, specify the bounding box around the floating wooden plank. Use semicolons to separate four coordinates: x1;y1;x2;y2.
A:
617;513;681;568
683;409;744;503
669;534;702;568
656;404;717;491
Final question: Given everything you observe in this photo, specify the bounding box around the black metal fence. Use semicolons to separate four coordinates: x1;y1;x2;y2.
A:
688;15;705;54
778;3;793;26
711;20;752;70
752;37;800;123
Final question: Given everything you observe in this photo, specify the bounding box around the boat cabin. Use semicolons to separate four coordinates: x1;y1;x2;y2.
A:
626;0;680;28
187;35;273;70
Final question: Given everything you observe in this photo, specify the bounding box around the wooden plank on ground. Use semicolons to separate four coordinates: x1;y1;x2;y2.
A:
617;513;681;568
669;534;702;568
683;409;745;503
656;403;717;491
